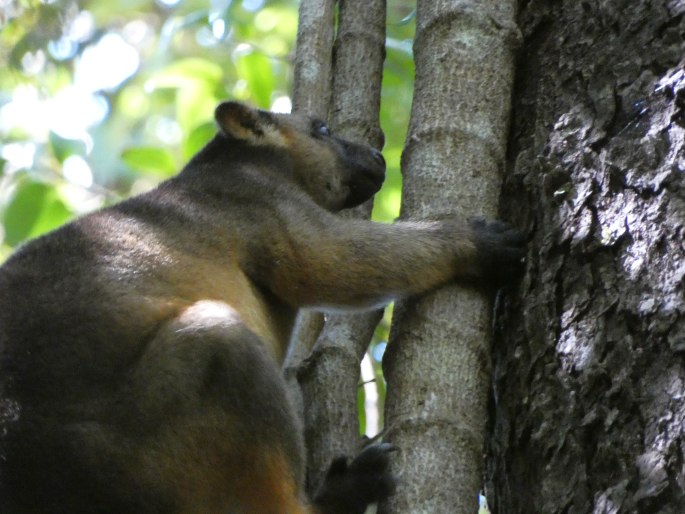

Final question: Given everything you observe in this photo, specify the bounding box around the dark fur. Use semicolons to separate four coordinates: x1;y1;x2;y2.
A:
0;101;523;513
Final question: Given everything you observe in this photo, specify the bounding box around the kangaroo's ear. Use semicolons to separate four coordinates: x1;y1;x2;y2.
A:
215;102;277;144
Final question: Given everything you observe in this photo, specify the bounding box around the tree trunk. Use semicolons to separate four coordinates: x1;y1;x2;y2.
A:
382;1;518;512
292;0;336;116
287;0;387;496
285;0;337;430
488;1;685;513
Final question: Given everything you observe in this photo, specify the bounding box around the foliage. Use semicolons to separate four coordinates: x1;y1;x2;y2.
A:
0;0;296;259
0;0;415;262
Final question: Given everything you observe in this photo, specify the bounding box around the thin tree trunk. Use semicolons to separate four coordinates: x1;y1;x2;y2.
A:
284;0;337;427
292;0;336;115
488;1;685;513
288;0;338;361
382;1;518;512
299;311;383;493
288;0;387;495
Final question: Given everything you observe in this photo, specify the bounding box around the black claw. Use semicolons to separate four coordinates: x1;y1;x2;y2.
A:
314;443;397;514
325;456;349;478
470;219;527;286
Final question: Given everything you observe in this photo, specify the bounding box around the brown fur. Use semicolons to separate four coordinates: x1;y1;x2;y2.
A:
0;101;523;513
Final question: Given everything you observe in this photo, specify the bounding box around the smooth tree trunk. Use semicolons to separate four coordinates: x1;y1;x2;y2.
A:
292;0;336;116
287;0;336;364
382;1;518;513
284;0;337;428
287;0;387;496
488;1;685;513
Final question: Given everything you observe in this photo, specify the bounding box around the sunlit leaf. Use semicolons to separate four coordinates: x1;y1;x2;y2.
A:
177;86;218;136
234;51;274;108
145;58;225;133
147;58;223;91
372;148;403;223
121;147;177;177
184;122;216;161
49;132;86;164
7;4;62;69
3;180;72;246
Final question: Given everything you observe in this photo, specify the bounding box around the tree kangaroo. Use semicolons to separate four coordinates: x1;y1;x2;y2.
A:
0;101;524;513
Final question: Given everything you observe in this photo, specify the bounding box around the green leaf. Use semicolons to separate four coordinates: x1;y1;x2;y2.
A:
184;122;216;161
147;58;223;91
234;51;274;108
3;180;72;246
145;58;224;132
176;86;218;136
121;147;177;177
49;131;86;164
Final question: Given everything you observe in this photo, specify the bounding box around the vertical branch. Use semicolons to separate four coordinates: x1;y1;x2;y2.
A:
284;0;337;420
329;0;386;147
291;0;337;115
298;0;387;495
382;1;519;513
299;313;382;492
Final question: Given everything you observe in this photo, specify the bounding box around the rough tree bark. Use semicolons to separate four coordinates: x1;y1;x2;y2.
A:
286;0;387;496
489;1;685;513
382;1;519;513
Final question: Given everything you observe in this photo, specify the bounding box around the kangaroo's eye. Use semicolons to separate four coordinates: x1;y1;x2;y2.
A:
312;121;330;137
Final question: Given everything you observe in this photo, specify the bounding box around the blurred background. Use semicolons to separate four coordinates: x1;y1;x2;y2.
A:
0;0;416;260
